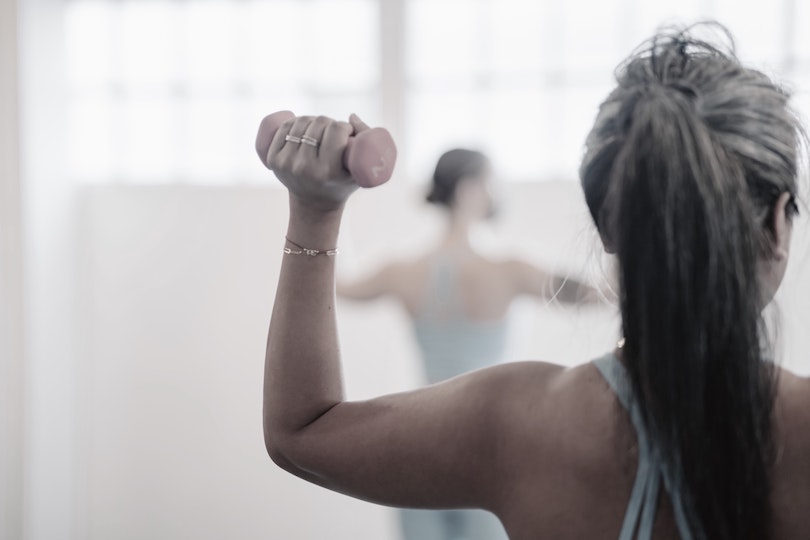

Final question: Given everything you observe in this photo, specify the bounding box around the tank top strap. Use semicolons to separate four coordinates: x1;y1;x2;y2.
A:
418;255;464;319
593;353;694;540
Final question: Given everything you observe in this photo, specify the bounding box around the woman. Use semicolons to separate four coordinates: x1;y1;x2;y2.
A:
262;27;809;540
338;149;595;540
339;148;595;384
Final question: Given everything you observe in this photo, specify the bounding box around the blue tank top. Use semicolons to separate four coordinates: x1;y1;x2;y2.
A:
412;256;509;384
594;352;694;540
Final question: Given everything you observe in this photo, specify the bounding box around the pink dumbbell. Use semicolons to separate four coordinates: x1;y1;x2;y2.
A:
255;110;397;188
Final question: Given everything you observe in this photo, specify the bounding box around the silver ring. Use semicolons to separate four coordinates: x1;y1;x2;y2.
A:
300;135;319;147
284;135;302;144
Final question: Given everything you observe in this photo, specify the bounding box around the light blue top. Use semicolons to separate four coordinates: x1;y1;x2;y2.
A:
593;353;694;540
412;256;509;384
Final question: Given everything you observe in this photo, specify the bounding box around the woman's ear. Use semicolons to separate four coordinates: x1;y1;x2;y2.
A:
770;192;793;262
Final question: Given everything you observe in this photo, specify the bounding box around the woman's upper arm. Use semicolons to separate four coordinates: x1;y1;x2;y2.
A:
271;361;563;511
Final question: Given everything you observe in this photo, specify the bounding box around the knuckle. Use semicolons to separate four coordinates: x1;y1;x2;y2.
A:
277;152;294;172
281;118;296;131
290;159;308;177
314;162;330;178
266;149;282;170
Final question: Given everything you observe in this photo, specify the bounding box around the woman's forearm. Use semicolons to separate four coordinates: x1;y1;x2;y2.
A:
263;195;346;450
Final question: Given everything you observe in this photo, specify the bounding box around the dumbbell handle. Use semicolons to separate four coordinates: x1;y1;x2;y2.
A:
255;111;397;188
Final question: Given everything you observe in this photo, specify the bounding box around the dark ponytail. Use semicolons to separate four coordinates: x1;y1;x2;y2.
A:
581;26;801;540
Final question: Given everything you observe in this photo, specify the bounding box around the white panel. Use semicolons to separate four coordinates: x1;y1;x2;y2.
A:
182;1;236;86
17;0;77;539
404;89;484;180
79;187;406;540
406;0;485;81
64;0;381;185
305;0;379;91
119;1;179;86
67;97;116;182
181;97;238;183
796;0;810;60
634;0;707;39
713;0;788;69
121;98;177;182
489;0;548;74
544;85;611;181
554;0;627;73
488;88;549;180
238;0;303;90
65;0;115;90
0;0;23;538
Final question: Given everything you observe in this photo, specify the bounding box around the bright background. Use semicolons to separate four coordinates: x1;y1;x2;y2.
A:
1;1;809;539
62;0;810;184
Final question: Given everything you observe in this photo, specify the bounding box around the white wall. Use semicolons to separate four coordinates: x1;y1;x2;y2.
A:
0;1;24;539
77;186;401;540
74;180;624;540
776;202;810;374
16;1;78;539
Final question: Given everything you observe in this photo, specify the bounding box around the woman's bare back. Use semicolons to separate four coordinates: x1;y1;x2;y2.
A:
388;251;541;320
491;361;810;539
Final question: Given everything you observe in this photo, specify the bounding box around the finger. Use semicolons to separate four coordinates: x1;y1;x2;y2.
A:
349;113;370;135
256;111;295;165
288;116;312;139
276;116;314;164
301;116;331;158
321;120;353;159
265;118;296;168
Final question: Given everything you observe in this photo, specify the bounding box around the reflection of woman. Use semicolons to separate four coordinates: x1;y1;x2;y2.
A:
339;149;595;540
262;27;809;540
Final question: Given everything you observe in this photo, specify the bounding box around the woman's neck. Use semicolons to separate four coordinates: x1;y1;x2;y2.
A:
439;214;475;252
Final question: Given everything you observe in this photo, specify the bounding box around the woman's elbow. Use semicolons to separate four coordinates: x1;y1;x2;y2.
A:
264;429;301;473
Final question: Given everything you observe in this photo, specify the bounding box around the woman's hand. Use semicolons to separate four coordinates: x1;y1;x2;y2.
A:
266;114;367;212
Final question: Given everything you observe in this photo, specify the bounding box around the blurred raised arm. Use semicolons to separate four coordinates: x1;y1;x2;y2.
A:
336;263;402;301
508;259;603;304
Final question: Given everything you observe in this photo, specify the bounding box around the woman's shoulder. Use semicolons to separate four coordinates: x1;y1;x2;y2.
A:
479;359;613;412
482;359;635;510
775;367;810;413
774;367;810;443
479;360;618;453
771;367;810;536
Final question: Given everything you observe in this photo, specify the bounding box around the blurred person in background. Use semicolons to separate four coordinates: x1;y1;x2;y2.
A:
338;148;599;540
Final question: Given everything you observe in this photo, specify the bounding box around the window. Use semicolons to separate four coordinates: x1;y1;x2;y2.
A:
403;0;805;181
65;0;380;184
64;0;810;184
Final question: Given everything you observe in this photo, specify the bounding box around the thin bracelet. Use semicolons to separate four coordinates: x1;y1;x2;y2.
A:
283;237;339;257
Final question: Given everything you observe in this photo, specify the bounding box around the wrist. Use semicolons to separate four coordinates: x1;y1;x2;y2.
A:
289;192;345;215
287;193;344;248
